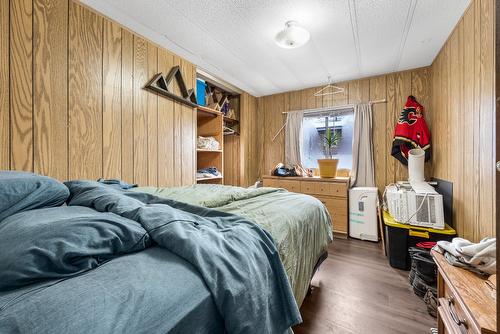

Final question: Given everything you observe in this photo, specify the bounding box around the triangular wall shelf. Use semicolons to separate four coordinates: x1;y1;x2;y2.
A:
145;66;197;108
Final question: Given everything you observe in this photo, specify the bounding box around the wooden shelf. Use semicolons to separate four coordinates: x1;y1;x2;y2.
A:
197;149;222;153
196;176;223;182
223;116;239;124
196;103;224;184
197;105;222;117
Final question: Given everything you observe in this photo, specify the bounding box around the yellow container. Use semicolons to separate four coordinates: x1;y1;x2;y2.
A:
317;159;339;178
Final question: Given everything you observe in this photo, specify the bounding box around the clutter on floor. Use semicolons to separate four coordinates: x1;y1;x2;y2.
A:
408;243;438;317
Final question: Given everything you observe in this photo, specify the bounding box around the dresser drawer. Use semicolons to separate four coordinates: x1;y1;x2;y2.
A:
277;180;301;193
330;182;348;197
331;214;348;233
316;196;348;233
263;178;280;188
438;297;471;334
316;196;347;212
299;181;348;197
300;181;316;195
441;284;476;333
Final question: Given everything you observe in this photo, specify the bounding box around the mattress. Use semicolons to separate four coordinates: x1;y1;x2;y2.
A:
134;184;333;306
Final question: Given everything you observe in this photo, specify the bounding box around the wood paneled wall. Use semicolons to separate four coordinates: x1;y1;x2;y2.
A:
0;0;196;186
430;0;496;241
240;93;262;187
257;67;431;196
223;93;261;188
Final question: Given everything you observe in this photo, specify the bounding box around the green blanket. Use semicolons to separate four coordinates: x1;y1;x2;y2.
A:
133;184;333;306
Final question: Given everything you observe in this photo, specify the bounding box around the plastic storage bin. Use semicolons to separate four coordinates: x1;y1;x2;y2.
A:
196;79;206;106
383;211;456;270
349;187;379;241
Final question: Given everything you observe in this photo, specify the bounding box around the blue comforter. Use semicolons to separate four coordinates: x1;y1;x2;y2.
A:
0;247;224;334
0;178;301;334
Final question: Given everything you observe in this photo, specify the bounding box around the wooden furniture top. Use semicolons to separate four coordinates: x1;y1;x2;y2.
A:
262;175;349;183
196;105;223;117
432;250;496;333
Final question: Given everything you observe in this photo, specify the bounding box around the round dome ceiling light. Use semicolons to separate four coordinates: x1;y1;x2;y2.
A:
275;21;310;49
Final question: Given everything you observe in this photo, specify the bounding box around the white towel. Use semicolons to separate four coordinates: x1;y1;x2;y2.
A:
436;237;496;275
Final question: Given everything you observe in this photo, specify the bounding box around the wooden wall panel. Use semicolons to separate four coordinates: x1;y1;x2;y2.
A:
224;135;240;186
157;49;175;187
410;68;431;178
369;76;387;194
10;0;33;171
0;0;10;170
146;42;158;186
430;0;496;241
121;29;134;183
3;0;199;189
393;72;412;182
180;59;195;185
462;5;476;240
238;92;261;187
33;0;68;180
172;57;183;186
132;36;148;185
478;0;495;239
102;20;122;179
68;2;102;180
261;93;286;175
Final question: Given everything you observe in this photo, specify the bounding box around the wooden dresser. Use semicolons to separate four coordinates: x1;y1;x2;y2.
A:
262;175;349;237
432;250;496;334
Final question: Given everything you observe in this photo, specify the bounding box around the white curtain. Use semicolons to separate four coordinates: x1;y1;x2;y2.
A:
284;111;304;166
351;103;375;187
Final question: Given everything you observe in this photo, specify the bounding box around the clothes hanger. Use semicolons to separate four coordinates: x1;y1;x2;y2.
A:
313;76;345;97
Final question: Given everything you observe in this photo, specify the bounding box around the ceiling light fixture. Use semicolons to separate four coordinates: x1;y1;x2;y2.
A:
274;21;310;49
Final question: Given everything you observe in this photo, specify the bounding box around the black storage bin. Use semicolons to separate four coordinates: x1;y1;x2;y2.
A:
383;211;456;270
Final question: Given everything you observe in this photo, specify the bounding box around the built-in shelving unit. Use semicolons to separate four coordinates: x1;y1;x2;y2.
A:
196;106;224;184
196;71;241;186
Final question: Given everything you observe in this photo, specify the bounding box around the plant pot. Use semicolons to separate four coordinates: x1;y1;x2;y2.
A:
317;158;339;178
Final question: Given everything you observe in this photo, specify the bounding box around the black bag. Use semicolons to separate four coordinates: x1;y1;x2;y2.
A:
272;163;299;177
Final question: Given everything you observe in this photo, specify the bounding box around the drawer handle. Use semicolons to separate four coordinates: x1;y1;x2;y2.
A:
448;297;467;328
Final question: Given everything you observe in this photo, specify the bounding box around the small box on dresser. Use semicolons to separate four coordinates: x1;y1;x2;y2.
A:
262;176;349;238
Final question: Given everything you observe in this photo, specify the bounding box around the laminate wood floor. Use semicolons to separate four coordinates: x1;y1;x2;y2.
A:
293;239;436;334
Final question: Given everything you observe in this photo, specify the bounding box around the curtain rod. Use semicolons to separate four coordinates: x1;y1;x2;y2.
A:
281;99;387;115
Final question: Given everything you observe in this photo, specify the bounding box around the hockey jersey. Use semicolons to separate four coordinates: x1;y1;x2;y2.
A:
391;95;431;165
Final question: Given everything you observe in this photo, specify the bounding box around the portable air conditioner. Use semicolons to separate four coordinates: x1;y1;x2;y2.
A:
385;182;445;229
349;187;379;241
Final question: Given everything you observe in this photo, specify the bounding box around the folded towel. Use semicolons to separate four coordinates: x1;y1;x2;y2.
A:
435;237;496;275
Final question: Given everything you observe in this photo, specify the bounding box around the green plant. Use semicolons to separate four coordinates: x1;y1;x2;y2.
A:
323;128;342;158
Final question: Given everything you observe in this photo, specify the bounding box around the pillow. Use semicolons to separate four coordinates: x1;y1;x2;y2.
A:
0;171;69;222
0;206;151;291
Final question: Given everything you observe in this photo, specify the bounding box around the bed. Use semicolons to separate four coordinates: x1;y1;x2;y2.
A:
133;184;333;306
0;173;332;334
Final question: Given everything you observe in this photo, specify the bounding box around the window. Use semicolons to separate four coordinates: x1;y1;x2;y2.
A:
301;108;354;169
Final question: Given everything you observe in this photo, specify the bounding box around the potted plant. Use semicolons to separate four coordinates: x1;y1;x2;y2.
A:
317;128;341;178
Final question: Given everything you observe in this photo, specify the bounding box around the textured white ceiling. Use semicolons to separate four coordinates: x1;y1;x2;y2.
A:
82;0;470;97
